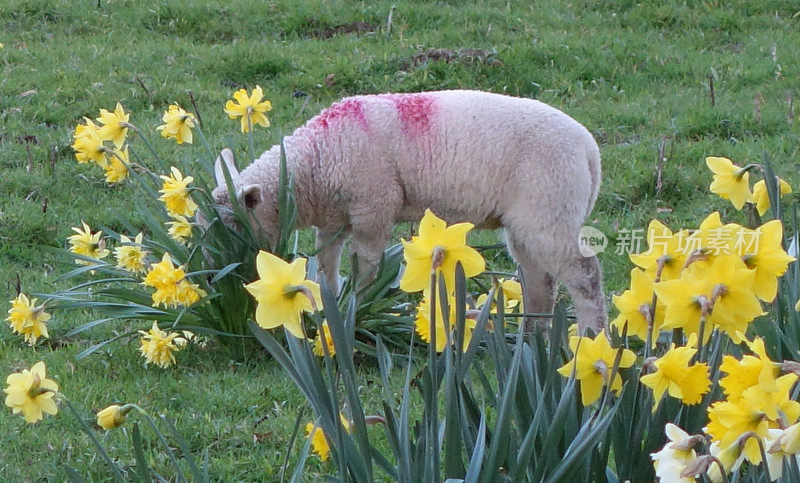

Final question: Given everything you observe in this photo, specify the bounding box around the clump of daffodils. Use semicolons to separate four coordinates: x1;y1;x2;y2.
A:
70;103;132;184
619;212;793;346
142;253;206;308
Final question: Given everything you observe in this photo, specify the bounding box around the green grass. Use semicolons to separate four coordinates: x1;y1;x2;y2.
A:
2;0;800;479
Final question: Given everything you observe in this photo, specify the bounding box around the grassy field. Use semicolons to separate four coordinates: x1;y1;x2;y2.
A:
2;0;800;479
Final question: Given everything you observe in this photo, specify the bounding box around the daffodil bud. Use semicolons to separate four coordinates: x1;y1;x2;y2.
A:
97;404;134;430
431;245;445;271
679;455;715;478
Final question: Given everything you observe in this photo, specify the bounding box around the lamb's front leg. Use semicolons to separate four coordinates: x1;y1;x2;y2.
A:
315;228;347;294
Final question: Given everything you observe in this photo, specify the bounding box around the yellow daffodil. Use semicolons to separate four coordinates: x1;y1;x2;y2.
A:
114;233;148;275
557;330;636;406
313;321;336;357
400;209;485;293
68;222;109;265
175;279;206;306
225;85;272;133
739;220;795;302
103;148;130;184
650;424;699;483
244;251;321;339
415;292;476;353
742;373;800;426
166;215;193;242
640;337;711;411
6;293;50;345
652;274;710;341
611;268;663;344
97;404;133;430
629;220;687;281
705;396;771;463
733;336;799;421
497;278;523;308
142;253;185;307
680;212;733;264
306;422;332;461
706;156;752;210
712;336;800;464
71;119;108;166
751;178;792;217
305;414;353;461
156;104;196;144
159;166;197;218
3;361;58;423
138;321;186;368
703;255;764;343
96;102;129;148
719;336;777;402
475;278;524;316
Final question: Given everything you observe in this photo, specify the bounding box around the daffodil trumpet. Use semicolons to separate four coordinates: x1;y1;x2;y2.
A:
283;285;319;312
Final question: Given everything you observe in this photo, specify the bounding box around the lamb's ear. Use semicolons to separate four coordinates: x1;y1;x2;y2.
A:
236;184;262;210
214;148;239;188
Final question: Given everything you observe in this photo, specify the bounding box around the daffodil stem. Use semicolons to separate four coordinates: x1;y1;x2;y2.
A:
140;411;187;483
193;123;216;170
247;114;256;164
738;163;764;176
130;126;169;172
696;316;707;351
62;397;126;482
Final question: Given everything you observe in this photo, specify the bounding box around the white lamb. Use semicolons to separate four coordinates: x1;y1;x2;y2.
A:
212;89;607;333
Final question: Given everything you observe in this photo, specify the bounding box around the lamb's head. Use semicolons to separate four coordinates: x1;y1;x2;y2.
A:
210;148;280;245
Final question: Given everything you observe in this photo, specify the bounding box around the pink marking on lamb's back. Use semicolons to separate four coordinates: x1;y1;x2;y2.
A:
380;93;437;136
309;98;368;133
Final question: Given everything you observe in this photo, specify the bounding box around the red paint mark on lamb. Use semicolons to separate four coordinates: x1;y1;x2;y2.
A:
381;93;437;136
308;98;367;133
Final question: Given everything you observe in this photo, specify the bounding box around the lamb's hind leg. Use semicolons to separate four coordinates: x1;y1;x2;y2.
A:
504;231;557;333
